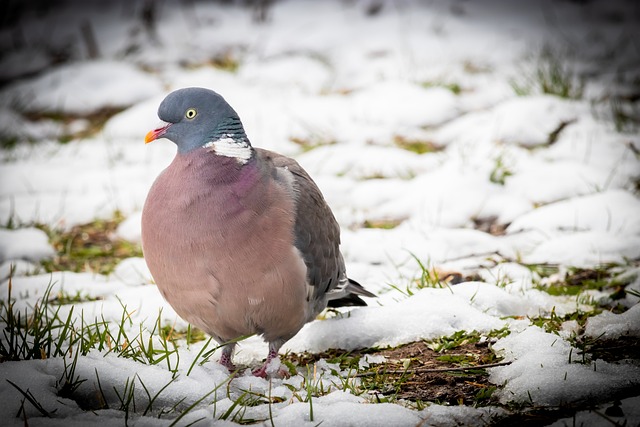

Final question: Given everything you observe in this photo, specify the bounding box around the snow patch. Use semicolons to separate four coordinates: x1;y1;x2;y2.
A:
0;228;54;263
1;61;163;115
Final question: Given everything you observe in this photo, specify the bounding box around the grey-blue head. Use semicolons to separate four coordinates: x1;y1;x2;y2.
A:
145;87;250;156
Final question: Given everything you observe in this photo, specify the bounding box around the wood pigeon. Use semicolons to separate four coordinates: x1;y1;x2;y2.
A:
141;87;375;377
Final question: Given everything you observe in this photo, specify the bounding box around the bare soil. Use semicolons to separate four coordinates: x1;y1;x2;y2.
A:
289;337;640;426
290;340;501;406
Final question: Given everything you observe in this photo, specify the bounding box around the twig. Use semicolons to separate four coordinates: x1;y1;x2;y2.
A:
355;361;512;377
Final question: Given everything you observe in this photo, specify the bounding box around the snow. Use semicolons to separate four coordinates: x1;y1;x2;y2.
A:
507;190;640;234
521;231;640;267
504;159;614;204
0;49;52;81
549;395;640;427
0;108;63;141
274;391;422;427
0;260;41;282
286;287;506;353
297;143;429;180
350;82;460;128
239;55;332;94
0;61;163;115
1;0;639;425
584;304;640;340
490;327;640;406
490;96;581;147
0;228;54;263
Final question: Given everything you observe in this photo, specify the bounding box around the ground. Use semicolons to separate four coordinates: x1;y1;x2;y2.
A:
1;0;640;426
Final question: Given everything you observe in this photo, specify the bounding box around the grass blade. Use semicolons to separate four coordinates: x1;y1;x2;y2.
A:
169;372;236;427
6;379;54;417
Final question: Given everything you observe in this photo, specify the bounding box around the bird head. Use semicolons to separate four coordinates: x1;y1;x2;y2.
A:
145;87;251;157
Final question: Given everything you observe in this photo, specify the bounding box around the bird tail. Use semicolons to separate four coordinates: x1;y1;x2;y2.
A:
327;278;376;308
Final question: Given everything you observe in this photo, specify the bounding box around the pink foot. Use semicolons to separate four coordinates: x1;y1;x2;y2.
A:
251;364;269;378
252;355;290;379
219;352;237;372
252;363;291;379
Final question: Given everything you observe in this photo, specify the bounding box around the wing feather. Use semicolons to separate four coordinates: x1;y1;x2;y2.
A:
256;148;344;301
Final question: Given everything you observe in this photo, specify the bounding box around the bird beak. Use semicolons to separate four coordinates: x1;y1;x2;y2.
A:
145;122;172;144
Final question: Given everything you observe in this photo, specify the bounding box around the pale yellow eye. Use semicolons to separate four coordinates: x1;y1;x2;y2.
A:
185;108;197;119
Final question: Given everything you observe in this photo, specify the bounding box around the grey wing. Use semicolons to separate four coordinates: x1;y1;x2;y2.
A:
257;149;375;310
256;149;345;300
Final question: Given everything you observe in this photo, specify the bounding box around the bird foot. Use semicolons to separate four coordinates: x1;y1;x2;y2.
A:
252;357;290;379
219;353;237;372
251;365;269;378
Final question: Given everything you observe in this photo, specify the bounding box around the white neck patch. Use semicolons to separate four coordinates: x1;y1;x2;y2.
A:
204;136;252;164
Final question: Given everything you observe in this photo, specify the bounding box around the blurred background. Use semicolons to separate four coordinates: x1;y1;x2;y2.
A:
1;0;639;274
1;1;640;423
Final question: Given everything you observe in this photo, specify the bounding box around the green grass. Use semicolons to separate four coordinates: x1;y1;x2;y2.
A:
421;80;462;95
393;135;444;154
1;277;183;368
209;51;241;73
609;96;640;133
489;154;513;185
425;328;510;354
0;135;20;150
8;379;55;418
520;262;640;366
388;253;460;297
523;263;560;280
435;353;476;365
474;385;497;404
289;135;336;152
1;275;242;424
1;277;75;362
362;218;403;230
532;264;628;299
182;51;241;73
49;289;102;305
1;106;121;148
160;323;207;345
24;107;125;143
37;211;143;275
510;46;584;99
4;243;638;422
528;306;598;336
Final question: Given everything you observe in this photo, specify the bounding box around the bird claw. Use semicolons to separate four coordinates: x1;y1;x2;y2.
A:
219;354;237;372
252;357;291;379
276;367;292;379
251;365;269;378
252;365;291;379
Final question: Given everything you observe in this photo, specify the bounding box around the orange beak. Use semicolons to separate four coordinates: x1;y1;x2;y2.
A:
144;123;171;144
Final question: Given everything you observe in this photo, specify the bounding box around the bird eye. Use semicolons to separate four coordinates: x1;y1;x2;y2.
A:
185;108;197;119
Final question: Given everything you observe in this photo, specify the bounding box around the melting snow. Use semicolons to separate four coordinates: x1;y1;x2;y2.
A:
1;0;639;425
